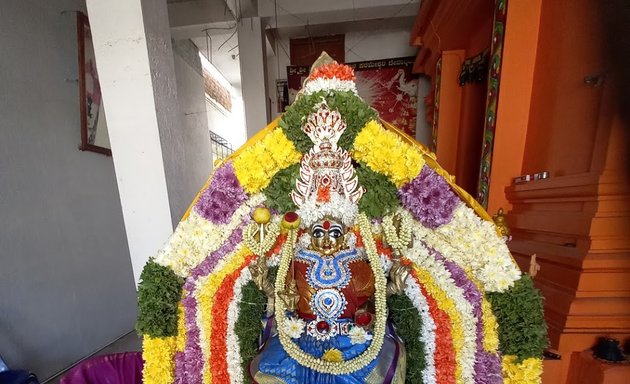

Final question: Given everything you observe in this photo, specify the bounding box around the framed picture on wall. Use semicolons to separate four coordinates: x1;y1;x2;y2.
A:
77;12;111;156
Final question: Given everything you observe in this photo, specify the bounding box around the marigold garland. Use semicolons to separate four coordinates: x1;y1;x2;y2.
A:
353;120;424;187
232;128;302;193
195;246;253;383
308;62;356;81
143;335;177;384
501;356;543;384
412;271;456;384
210;263;250;382
410;264;466;384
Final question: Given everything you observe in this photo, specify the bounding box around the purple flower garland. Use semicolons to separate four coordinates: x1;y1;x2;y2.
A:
194;162;248;224
399;166;460;229
431;247;503;384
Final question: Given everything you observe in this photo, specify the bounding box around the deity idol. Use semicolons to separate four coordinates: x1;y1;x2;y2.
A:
248;101;407;383
136;53;548;384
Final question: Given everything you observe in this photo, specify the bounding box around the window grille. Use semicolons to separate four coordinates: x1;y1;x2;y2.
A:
210;131;233;162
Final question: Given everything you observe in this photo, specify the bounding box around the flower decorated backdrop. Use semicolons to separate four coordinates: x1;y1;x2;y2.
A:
136;60;547;384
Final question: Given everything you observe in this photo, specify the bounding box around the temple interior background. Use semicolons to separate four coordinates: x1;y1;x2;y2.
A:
1;0;629;383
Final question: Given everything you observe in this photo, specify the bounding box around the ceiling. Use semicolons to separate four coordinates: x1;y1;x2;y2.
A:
167;0;421;91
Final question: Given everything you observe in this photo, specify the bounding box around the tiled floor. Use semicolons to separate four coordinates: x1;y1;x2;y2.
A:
43;331;142;383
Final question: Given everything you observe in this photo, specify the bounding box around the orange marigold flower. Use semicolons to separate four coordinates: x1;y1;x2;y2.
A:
309;63;356;81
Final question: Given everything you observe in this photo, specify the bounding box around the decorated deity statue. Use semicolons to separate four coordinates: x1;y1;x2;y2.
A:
136;53;548;384
248;99;407;382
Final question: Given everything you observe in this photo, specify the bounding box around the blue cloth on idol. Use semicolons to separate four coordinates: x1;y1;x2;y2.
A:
257;319;376;384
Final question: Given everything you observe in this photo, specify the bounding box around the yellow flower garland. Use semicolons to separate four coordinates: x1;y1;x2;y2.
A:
467;270;500;353
142;335;177;384
196;245;251;384
501;355;543;384
352;120;424;187
233;128;302;193
481;297;500;353
411;265;465;384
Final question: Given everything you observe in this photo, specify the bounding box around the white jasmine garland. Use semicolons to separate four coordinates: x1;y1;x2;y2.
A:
156;194;265;277
382;212;412;251
404;276;437;384
303;77;358;96
297;192;358;227
406;204;521;292
405;240;478;384
226;268;252;384
243;221;280;256
348;326;373;345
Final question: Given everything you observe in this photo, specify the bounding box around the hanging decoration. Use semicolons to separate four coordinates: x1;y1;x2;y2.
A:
477;0;509;208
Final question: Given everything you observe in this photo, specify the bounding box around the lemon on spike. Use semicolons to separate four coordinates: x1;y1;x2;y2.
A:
281;212;301;229
253;207;271;224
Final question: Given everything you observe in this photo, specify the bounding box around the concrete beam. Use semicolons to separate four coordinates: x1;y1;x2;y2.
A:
238;17;270;137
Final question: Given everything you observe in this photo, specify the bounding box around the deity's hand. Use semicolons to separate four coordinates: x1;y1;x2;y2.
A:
387;258;410;296
250;255;275;298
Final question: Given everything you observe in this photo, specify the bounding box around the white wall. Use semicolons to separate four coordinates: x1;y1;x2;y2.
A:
206;94;247;151
170;39;214;224
0;0;137;379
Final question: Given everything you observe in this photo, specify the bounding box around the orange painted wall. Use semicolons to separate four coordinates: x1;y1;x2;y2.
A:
522;0;605;177
487;0;543;213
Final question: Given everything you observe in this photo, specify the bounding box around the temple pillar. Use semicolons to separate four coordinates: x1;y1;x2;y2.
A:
85;0;177;284
238;17;270;138
435;50;464;177
486;0;542;214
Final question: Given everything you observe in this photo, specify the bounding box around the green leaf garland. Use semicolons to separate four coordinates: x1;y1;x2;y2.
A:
388;293;426;383
136;259;184;337
356;163;400;218
262;163;300;214
487;274;548;361
235;266;277;383
279;90;378;153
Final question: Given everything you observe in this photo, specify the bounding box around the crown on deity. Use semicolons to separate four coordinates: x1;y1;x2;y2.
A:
291;99;365;227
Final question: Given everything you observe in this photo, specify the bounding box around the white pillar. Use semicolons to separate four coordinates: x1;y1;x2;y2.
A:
86;0;175;284
238;17;270;138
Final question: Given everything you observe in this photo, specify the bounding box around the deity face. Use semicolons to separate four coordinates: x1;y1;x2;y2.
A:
310;217;346;256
